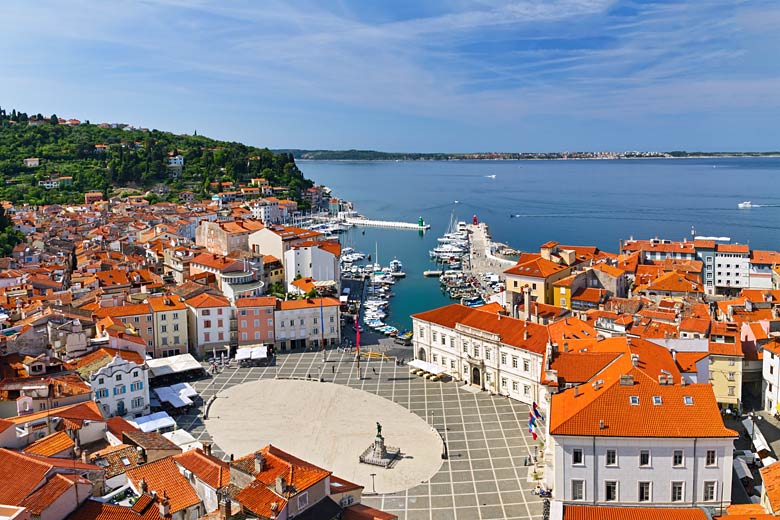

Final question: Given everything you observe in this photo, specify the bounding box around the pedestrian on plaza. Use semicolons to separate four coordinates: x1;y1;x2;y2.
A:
332;365;335;374
372;367;376;374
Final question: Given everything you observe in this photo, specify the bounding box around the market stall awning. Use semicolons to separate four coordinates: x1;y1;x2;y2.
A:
132;411;176;432
408;358;446;375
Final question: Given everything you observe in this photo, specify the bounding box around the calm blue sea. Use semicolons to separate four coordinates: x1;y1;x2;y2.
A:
300;158;780;330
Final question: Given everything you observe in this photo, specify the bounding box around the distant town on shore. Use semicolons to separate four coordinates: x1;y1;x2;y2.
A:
277;148;780;161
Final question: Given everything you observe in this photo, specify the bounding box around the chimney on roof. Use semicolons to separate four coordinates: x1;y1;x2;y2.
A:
219;492;232;520
523;329;529;341
254;451;265;473
275;476;286;495
136;446;146;464
670;349;677;362
158;493;170;518
619;374;634;386
138;478;148;493
81;449;90;464
573;386;579;397
631;353;639;366
202;441;212;457
599;420;605;430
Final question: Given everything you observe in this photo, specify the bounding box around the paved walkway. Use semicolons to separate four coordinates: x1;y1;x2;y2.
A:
177;348;546;520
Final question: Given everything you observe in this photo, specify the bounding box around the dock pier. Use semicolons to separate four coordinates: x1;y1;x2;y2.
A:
346;216;431;231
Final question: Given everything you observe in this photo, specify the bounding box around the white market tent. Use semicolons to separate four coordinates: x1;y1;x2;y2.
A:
154;382;198;409
408;359;446;375
163;429;202;452
133;411;176;433
742;418;771;457
147;354;203;379
236;346;268;361
733;457;753;481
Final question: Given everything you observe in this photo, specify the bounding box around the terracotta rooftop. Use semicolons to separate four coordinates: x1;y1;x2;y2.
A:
278;297;340;310
550;357;736;438
23;430;74;457
69;495;164;520
126;457;200;514
412;304;549;355
761;461;780;513
563;505;708;520
173;448;230;489
20;473;90;515
0;448;52;505
185;292;230;309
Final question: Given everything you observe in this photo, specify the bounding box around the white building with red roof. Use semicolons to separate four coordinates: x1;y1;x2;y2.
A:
545;344;736;509
412;303;549;406
184;293;233;358
274;298;341;351
283;240;341;292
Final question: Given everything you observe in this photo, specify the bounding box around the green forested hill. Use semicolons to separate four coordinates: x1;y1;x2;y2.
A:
0;108;312;206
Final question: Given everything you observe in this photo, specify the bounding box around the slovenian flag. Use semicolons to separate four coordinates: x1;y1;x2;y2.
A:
355;315;360;357
533;402;543;420
529;412;536;425
529;421;537;440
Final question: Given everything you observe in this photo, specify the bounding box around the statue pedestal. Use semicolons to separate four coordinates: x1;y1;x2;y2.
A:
359;434;401;468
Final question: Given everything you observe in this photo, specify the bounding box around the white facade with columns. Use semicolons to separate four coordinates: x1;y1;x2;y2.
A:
411;305;547;408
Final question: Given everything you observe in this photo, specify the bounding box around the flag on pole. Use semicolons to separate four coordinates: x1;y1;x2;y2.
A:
319;297;325;334
533;402;543;420
354;315;360;355
529;421;537;441
529;413;536;425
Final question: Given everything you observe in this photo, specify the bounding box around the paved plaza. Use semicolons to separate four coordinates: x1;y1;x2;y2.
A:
177;347;546;520
206;378;443;494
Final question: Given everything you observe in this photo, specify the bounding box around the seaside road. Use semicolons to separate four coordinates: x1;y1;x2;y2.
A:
177;348;546;520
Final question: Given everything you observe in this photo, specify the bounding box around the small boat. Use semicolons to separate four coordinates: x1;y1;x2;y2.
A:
738;201;753;209
485;174;496;179
423;270;443;277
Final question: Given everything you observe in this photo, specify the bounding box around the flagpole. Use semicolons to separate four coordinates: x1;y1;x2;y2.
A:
355;314;361;379
320;296;326;363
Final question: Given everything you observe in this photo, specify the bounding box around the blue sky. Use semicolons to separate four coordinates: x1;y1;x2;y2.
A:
2;0;779;152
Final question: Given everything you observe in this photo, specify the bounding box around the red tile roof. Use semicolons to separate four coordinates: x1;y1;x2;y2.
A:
173;448;230;489
674;352;708;373
69;496;164;520
235;296;277;308
550;359;736;438
23;430;74;457
0;448;51;505
763;461;780;513
93;303;151;319
547;352;620;385
505;256;569;278
185;292;230;309
20;473;89;515
126;457;200;513
563;505;708;520
233;445;330;517
412;304;549;355
277;297;340;310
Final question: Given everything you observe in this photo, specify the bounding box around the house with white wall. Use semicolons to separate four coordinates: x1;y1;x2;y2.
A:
412;304;549;407
91;354;150;418
545;354;736;509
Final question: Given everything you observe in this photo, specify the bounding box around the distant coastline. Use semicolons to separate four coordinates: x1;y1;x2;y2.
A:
276;149;780;161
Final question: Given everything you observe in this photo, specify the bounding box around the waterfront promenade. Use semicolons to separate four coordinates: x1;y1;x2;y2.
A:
464;223;515;300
